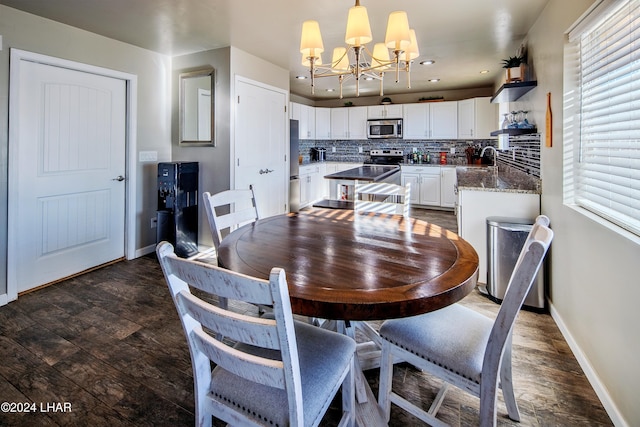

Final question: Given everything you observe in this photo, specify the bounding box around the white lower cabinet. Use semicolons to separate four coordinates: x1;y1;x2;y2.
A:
457;189;540;284
440;167;457;208
402;165;457;208
299;163;326;208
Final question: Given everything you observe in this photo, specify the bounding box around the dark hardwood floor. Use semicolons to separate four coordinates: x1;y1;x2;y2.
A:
0;208;612;426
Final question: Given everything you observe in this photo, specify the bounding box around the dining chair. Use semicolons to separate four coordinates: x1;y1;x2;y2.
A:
354;182;411;217
202;185;259;251
157;241;356;427
377;215;553;427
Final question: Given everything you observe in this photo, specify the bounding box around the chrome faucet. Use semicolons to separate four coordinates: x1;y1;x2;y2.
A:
480;146;498;167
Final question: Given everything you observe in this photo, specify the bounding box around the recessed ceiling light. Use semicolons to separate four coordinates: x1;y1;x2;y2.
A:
296;75;307;80
326;88;335;92
420;60;435;65
480;70;490;74
429;78;440;83
364;76;374;81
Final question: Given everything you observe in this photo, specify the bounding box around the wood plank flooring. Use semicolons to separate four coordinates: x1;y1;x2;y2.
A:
0;208;612;426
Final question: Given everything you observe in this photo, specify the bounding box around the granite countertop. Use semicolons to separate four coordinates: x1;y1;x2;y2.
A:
456;165;541;194
324;165;400;182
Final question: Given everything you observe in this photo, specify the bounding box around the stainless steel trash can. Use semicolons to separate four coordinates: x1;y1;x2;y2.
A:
486;216;545;311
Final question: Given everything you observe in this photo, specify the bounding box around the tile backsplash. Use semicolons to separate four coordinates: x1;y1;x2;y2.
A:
300;133;541;178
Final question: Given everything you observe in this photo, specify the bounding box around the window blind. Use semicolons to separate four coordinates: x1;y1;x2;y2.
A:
575;0;640;236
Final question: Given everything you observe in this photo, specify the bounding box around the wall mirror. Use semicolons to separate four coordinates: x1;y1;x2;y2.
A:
179;68;215;146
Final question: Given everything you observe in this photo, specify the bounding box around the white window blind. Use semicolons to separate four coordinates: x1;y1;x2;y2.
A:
571;0;640;236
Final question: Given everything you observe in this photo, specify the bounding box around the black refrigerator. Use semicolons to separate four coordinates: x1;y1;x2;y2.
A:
289;120;300;212
156;162;199;258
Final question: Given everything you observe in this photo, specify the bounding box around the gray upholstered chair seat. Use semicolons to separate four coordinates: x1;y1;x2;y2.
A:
379;304;493;384
210;320;356;427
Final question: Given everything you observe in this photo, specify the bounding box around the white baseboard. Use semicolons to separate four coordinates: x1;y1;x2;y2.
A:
134;244;156;259
548;301;628;427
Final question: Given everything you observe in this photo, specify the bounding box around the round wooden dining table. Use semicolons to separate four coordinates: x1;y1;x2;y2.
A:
217;209;479;321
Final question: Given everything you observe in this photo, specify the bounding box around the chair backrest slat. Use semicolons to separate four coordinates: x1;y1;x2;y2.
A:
177;291;280;349
163;255;273;305
192;325;286;389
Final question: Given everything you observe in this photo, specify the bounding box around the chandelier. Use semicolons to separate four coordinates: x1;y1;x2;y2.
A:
300;0;419;98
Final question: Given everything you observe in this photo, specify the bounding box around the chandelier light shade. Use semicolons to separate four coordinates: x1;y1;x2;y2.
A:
332;47;350;72
300;20;324;59
402;29;420;62
300;0;419;98
385;11;411;51
345;2;372;46
371;43;391;70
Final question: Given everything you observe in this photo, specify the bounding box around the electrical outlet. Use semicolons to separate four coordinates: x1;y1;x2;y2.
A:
151;217;157;229
412;147;417;153
358;146;363;153
332;146;336;153
450;147;455;154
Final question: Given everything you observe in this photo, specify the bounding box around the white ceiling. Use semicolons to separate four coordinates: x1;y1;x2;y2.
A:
0;0;550;100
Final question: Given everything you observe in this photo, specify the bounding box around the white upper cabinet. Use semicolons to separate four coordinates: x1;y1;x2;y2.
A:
331;106;367;140
315;107;331;139
457;97;496;139
330;108;348;139
348;106;368;139
367;104;403;119
290;102;315;139
403;103;430;139
430;101;458;139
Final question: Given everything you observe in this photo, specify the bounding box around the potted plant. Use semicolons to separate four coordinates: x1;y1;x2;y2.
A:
502;55;526;83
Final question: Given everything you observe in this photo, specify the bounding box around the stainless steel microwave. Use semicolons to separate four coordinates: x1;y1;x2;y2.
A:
367;119;403;139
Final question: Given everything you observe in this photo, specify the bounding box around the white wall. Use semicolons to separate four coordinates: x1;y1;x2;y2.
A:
172;47;232;248
0;5;172;296
511;1;640;425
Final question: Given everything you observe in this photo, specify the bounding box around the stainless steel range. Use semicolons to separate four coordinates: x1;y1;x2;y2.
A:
365;149;405;165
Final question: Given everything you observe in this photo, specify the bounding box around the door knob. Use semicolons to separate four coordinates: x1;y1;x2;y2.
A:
112;175;125;181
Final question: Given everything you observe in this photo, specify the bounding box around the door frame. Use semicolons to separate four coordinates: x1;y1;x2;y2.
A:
5;49;138;304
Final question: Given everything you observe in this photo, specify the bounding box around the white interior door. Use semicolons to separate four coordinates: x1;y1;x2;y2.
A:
235;78;287;218
10;60;127;294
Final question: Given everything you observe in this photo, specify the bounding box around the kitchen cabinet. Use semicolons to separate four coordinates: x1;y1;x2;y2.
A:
402;103;430;139
299;163;326;208
440;166;457;208
457;189;540;284
290;102;315;139
457;97;496;139
331;106;367;139
402;166;441;206
430;101;458;139
315;107;331;139
367;104;403;119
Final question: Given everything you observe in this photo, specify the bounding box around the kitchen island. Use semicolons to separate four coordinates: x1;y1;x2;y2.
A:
315;165;400;209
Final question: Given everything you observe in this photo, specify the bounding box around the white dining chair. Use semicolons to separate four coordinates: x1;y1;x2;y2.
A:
157;241;356;427
354;182;411;217
202;185;259;251
377;215;553;427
